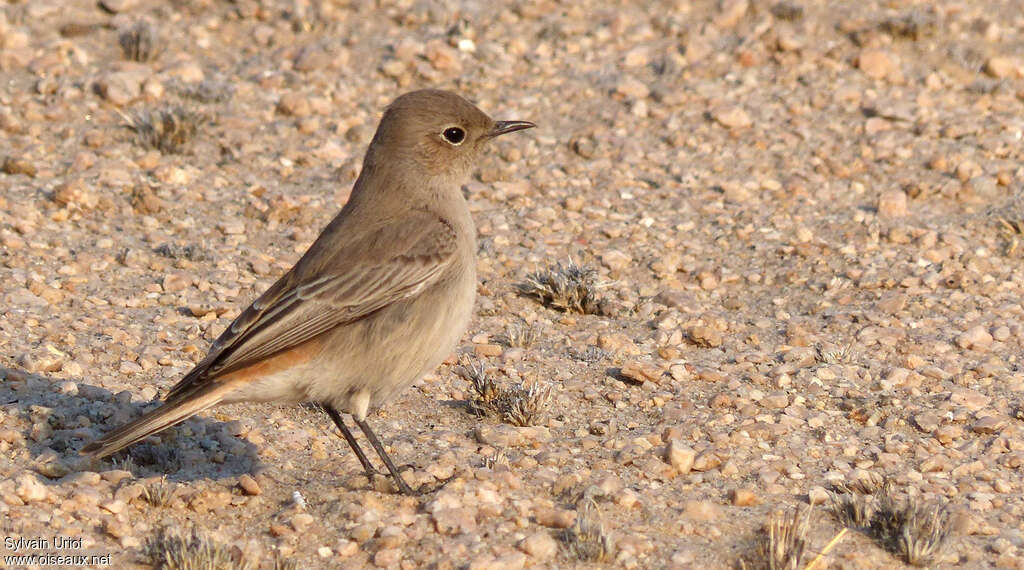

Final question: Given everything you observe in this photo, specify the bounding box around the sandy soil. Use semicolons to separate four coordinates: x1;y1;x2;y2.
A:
2;0;1024;568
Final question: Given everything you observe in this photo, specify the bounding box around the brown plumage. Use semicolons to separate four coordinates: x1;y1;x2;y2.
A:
81;90;534;494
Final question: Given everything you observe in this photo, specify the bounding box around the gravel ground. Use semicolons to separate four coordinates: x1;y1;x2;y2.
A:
2;0;1024;568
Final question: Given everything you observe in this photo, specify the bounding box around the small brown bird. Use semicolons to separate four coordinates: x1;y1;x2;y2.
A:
81;89;534;494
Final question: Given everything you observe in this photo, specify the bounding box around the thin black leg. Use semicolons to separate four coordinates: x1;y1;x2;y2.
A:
323;405;377;479
354;417;415;496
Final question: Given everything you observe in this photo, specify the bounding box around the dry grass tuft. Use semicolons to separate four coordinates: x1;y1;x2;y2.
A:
829;471;885;495
870;492;951;567
744;505;813;570
879;10;937;41
124;105;204;154
497;323;540;348
560;499;612;562
272;556;298;570
816;343;855;364
119;20;162;62
518;260;606;314
458;359;551;427
142;477;176;507
828;491;873;529
827;478;952;567
111;454;136;474
144;527;252;570
483;450;509;470
168;78;236;104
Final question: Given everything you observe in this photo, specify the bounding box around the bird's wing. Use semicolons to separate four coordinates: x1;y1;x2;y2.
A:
164;210;459;403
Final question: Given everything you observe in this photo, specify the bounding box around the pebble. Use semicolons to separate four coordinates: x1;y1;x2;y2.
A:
984;56;1022;79
518;531;558;560
95;70;146;106
616;75;650;99
601;250;632;272
277;93;312;117
665;440;696;474
2;156;36;177
877;189;907;218
620;361;663;384
373;549;402;567
858;48;896;79
692;451;722;472
680;500;719;521
730;488;759;506
711;106;752;129
957;326;993;350
688;326;723;348
238;474;262;495
534;507;576;528
16;473;51;503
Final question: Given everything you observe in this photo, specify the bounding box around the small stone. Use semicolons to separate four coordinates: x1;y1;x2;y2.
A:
534;507;576;528
761;392;789;409
490;552;527;570
858;49;896;79
291;513;315;532
238;474;261;495
218;220;246;235
711;106;752;129
957;326;993;351
666;440;696;474
101;470;133;484
54;180;98;209
474;343;503;358
277;92;312;117
431;507;477;534
984;56;1022;79
620;361;663;384
570;136;595;159
616;75;650;99
424;40;461;72
597;333;639;354
518;531;558;560
715;0;749;28
373;549;402;567
688;326;723;348
2;156;36;177
692;451;722;472
914;412;940;433
95;71;145;106
162;272;191;293
877;189;907;218
16;473;51;503
808;486;830;506
972;416;1006;434
934;425;963;445
293;46;335;72
601;249;632;272
680;500;719;521
730;488;759;506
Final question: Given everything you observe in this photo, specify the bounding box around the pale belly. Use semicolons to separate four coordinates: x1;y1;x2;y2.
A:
221;261;476;419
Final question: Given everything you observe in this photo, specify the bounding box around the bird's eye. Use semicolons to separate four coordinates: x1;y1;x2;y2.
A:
442;127;466;145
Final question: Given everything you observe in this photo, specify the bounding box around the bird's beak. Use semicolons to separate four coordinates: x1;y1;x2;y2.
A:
485;120;536;138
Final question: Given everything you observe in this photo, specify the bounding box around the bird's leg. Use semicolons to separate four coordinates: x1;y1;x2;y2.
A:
354;418;416;496
323;405;378;479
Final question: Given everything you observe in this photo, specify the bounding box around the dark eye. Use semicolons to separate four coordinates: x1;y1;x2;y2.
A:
442;127;465;145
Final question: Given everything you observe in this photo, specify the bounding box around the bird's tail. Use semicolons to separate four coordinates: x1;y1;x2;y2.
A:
80;382;237;458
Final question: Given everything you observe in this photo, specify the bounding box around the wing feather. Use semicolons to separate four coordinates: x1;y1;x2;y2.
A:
164;211;458;403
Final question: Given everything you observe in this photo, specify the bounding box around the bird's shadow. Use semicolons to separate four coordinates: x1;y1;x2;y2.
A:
0;366;261;484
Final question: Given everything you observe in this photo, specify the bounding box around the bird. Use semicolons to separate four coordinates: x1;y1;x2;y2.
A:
81;89;535;495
